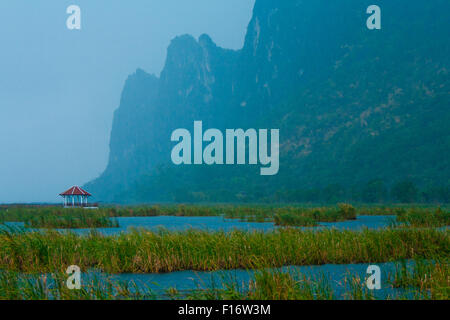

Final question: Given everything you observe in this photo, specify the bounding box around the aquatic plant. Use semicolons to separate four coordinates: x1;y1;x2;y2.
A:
0;207;118;229
0;204;447;229
395;207;450;228
2;259;446;300
0;271;156;300
389;259;449;299
0;227;447;274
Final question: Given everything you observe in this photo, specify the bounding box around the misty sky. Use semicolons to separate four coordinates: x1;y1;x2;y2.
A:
0;0;255;203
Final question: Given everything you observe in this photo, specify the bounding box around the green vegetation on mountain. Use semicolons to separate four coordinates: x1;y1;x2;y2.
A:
85;0;450;204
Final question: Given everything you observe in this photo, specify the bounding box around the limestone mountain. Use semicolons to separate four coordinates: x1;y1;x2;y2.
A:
86;0;450;203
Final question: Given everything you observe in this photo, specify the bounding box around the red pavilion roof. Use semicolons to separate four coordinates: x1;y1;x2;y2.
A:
59;186;92;197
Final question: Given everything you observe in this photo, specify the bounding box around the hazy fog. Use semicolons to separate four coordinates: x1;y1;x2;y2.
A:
0;0;254;203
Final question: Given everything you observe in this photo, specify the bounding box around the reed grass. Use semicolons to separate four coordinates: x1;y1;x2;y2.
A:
394;207;449;227
0;271;156;300
2;259;447;300
169;260;449;300
24;214;118;229
389;259;449;299
184;269;336;300
0;208;118;229
0;204;447;228
0;227;447;274
0;203;358;227
273;203;356;226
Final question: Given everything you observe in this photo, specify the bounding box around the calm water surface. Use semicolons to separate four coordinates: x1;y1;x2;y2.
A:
2;215;395;235
87;261;412;299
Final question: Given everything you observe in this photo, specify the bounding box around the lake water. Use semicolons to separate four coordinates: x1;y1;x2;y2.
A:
86;260;413;299
86;215;395;234
1;215;395;235
5;259;415;299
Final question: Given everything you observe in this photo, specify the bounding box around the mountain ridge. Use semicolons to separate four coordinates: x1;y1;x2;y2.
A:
85;0;450;203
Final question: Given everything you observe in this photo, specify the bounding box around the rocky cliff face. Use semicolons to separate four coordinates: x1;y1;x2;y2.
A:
87;33;240;200
86;0;450;203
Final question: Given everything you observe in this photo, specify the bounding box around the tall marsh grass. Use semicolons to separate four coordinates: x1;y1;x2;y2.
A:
0;227;447;274
273;203;356;226
0;271;155;300
389;259;449;299
0;208;118;229
394;207;449;227
2;260;447;300
0;204;447;228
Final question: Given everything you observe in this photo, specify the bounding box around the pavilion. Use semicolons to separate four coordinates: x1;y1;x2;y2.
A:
59;186;94;208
